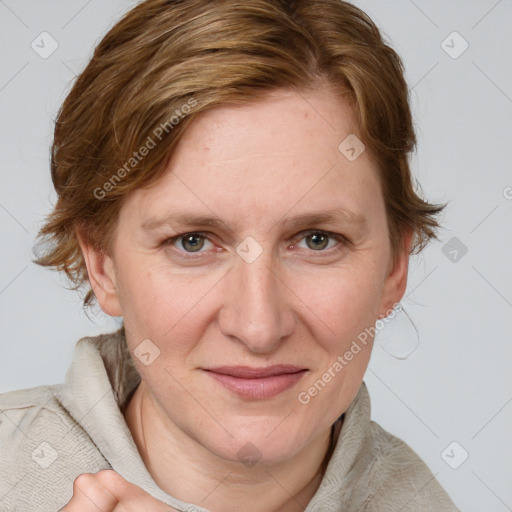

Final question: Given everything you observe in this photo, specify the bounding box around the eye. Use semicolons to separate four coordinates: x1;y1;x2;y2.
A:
293;230;347;252
164;229;348;259
167;232;213;253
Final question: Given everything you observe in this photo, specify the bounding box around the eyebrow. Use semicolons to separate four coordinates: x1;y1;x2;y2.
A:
141;208;367;234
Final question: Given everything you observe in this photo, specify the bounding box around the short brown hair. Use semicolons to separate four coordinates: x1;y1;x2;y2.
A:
34;0;445;310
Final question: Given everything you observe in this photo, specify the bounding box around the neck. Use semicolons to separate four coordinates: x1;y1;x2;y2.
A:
124;381;341;512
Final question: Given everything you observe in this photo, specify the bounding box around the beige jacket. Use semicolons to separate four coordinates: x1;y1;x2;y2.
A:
0;329;460;511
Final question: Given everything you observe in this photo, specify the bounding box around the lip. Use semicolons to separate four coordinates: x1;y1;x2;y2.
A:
203;365;308;400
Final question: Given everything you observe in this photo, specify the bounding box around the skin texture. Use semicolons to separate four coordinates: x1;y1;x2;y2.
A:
74;87;412;512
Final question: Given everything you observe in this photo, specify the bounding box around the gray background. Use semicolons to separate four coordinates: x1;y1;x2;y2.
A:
0;1;511;511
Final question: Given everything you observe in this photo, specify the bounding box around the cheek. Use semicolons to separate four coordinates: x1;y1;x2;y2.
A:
114;257;220;349
292;267;383;419
291;261;384;348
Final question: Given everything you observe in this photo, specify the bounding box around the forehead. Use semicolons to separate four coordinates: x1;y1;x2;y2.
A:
120;88;383;232
179;87;358;161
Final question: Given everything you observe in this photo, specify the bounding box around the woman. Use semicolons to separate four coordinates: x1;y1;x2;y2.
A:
0;0;460;510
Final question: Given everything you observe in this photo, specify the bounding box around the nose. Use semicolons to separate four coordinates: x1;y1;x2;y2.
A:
218;252;296;354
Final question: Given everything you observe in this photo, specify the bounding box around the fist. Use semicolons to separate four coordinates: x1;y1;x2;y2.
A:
60;469;179;511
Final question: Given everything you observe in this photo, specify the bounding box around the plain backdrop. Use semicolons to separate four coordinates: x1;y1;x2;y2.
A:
0;1;511;511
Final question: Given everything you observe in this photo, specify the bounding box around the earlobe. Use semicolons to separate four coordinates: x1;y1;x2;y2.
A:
76;229;122;317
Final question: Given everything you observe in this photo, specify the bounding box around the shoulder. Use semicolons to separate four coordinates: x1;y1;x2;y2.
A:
0;385;110;512
360;420;460;512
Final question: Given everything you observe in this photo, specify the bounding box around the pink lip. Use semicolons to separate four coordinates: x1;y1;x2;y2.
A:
203;365;307;400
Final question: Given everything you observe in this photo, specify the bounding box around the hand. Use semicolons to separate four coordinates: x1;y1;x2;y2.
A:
61;469;179;511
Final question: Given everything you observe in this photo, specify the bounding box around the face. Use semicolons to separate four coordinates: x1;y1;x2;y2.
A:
84;87;410;465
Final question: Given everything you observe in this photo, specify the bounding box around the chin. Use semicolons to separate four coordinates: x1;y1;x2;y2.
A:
203;420;312;467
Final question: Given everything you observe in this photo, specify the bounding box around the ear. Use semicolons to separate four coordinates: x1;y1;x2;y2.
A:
76;228;122;317
378;229;414;318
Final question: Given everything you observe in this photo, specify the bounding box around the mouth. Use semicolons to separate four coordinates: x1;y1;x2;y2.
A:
202;365;308;400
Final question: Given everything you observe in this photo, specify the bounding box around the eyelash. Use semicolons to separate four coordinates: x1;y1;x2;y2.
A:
163;229;349;258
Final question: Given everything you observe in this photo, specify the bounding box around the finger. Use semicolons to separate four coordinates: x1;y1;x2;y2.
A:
94;470;180;512
62;472;119;511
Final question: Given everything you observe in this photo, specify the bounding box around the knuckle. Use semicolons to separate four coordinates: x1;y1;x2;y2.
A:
96;468;117;478
96;469;127;488
73;472;95;489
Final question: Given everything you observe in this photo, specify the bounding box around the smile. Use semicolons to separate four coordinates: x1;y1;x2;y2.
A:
203;365;308;400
